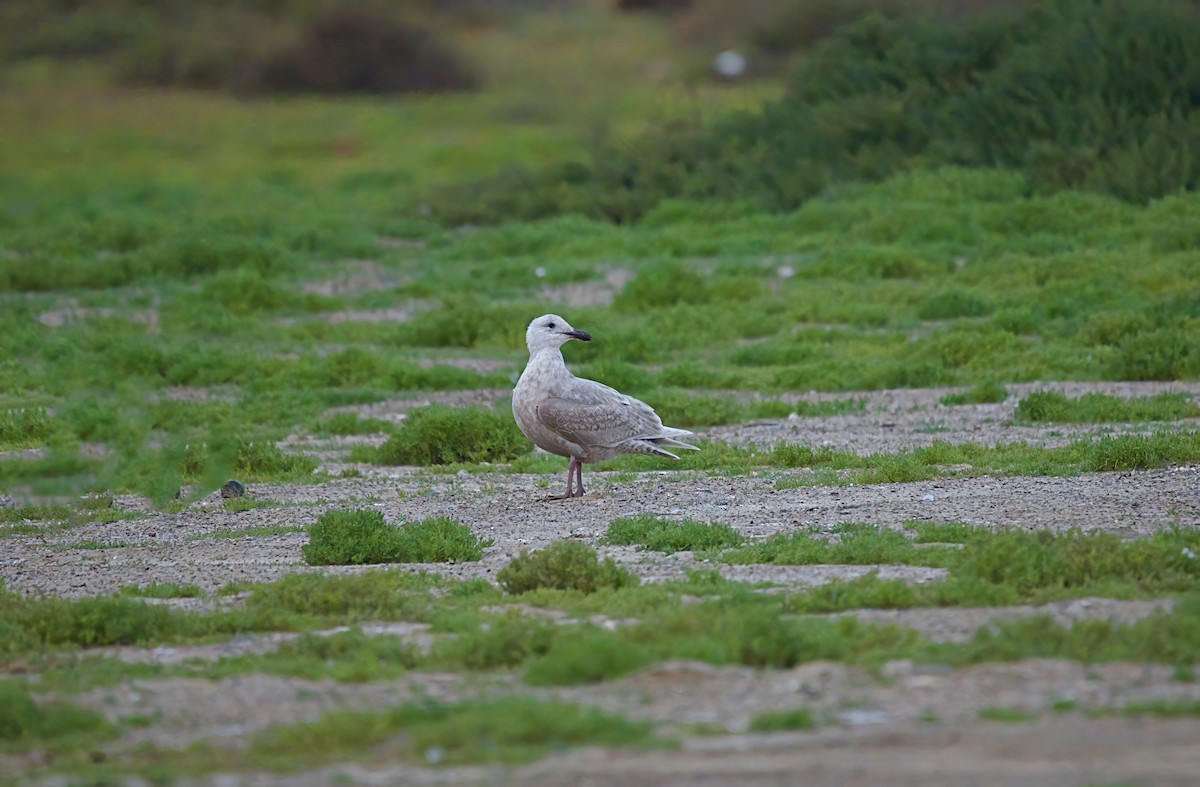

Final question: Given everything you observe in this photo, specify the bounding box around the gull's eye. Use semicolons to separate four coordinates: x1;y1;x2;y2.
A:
546;321;557;329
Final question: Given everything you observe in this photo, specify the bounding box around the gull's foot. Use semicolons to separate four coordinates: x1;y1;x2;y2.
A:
538;490;588;502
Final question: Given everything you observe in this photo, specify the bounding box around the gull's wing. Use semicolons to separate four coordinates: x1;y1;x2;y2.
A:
537;377;667;450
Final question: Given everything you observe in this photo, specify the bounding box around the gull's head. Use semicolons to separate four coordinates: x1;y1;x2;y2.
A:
525;313;591;353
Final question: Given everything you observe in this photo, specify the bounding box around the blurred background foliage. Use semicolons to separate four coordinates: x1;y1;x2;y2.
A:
6;0;1196;222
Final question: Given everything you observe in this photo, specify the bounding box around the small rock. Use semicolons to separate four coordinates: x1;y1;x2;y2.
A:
0;493;13;509
922;493;935;502
220;480;246;499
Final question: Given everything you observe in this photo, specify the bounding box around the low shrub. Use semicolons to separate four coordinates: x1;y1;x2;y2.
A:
0;681;116;746
1015;391;1200;423
256;7;478;95
303;509;491;565
940;381;1009;406
369;406;530;466
497;541;639;594
603;515;745;554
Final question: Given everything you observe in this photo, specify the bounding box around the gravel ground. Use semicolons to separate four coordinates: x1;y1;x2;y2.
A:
5;381;1200;785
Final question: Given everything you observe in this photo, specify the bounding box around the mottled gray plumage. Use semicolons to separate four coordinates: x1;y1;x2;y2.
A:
513;313;698;498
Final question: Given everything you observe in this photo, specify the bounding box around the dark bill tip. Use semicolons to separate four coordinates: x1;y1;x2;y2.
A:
566;329;591;342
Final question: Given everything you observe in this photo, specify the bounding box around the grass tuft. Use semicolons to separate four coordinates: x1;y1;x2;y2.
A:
940;381;1009;406
0;680;116;748
497;541;639;594
602;515;745;554
1015;391;1200;423
302;509;491;565
0;408;53;449
977;706;1037;723
118;582;204;599
244;696;664;769
724;523;959;567
747;707;816;732
364;406;530;466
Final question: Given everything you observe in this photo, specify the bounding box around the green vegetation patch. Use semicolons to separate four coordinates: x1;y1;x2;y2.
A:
197;523;305;540
761;431;1200;488
929;598;1200;667
212;628;421;684
360;406;531;466
432;0;1200;224
724;523;960;567
118;582;203;599
0;407;53;449
602;515;745;554
219;497;279;513
747;707;817;732
780;526;1200;613
0;680;116;751
1119;699;1200;718
977;706;1037;723
302;509;492;565
0;504;74;524
0;569;447;660
231;696;663;771
1015;391;1200;423
497;541;639;594
940;381;1009;406
317;412;395;436
27;695;666;779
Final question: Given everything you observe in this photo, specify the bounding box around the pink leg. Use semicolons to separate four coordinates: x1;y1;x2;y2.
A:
565;456;578;498
541;457;584;502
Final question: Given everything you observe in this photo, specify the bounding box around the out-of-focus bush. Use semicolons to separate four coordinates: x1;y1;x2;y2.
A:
675;0;1035;73
0;1;479;96
617;0;696;12
255;7;478;94
428;0;1200;225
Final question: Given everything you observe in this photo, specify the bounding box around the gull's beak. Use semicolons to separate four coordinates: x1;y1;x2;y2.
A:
564;329;591;342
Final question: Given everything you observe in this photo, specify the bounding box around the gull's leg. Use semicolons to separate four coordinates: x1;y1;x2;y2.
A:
540;457;584;502
565;456;577;498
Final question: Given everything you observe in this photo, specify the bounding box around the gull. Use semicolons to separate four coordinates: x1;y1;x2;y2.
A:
513;313;698;499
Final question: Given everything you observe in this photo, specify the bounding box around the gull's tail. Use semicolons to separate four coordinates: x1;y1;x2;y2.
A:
652;426;700;455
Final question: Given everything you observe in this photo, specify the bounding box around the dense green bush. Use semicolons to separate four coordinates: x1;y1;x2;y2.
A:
497;541;639;594
368;405;530;466
302;509;491;565
255;6;478;95
429;0;1200;225
1016;391;1200;423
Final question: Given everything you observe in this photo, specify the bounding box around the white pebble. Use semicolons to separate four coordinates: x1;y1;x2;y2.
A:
714;50;747;78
